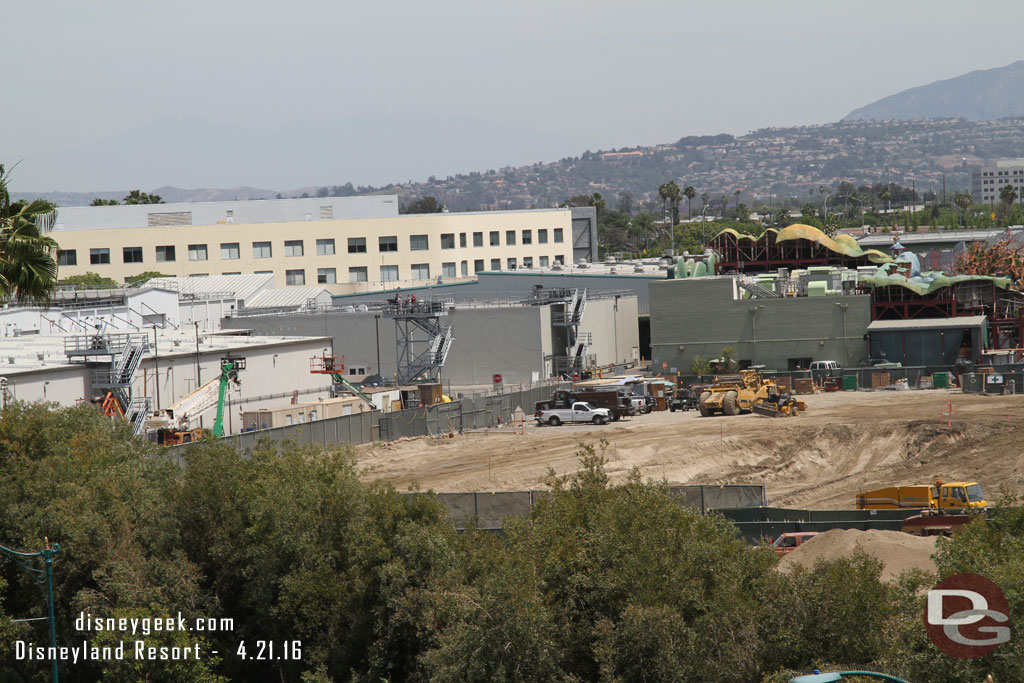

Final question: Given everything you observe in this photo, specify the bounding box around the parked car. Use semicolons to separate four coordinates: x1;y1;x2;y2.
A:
536;402;612;426
770;531;819;557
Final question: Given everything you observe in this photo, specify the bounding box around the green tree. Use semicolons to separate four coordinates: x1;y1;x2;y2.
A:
122;189;164;204
0;165;60;303
90;198;119;206
690;355;711;377
954;192;973;228
403;195;444;214
683;185;696;220
125;271;171;286
58;272;119;288
719;345;738;372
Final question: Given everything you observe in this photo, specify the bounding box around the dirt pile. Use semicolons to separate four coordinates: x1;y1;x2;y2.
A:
778;528;937;581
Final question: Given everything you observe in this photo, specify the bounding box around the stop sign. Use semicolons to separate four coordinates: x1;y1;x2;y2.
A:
493;373;502;383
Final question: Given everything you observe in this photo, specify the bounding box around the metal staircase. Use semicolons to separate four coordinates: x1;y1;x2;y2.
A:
382;298;455;384
65;333;152;435
736;276;782;299
550;288;591;375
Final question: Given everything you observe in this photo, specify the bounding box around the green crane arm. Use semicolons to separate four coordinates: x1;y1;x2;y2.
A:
212;361;236;438
332;373;376;409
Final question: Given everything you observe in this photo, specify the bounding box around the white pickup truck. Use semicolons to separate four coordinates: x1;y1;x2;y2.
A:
536;402;612;426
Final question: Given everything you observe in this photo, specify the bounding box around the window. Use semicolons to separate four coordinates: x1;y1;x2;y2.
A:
379;236;398;252
473;259;484;273
554;254;564;265
189;273;209;277
540;255;549;267
188;244;208;261
254;270;273;275
90;248;110;265
459;233;467;248
490;231;500;246
522;229;532;245
316;238;335;255
461;260;468;276
285;240;304;257
507;257;517;270
410;234;429;251
123;247;143;263
58;250;77;266
155;245;175;262
380;265;399;281
318;268;337;284
285;269;305;285
223;272;241;275
441;233;455;249
506;230;516;245
554;228;564;243
347;237;366;254
253;241;272;258
442;262;456;278
538;229;548;244
411;263;430;280
522;257;533;268
473;232;483;247
220;242;240;260
490;258;501;271
348;267;367;283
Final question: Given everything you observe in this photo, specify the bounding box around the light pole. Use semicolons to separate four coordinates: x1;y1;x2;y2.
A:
700;204;712;248
0;539;61;683
665;204;675;256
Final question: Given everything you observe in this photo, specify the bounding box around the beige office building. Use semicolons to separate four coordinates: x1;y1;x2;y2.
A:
51;196;596;294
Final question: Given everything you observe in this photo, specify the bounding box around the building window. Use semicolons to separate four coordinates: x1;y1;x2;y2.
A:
506;230;516;246
188;244;208;261
411;263;430;280
347;237;366;254
473;259;484;273
253;241;272;258
380;265;399;281
90;248;110;265
255;270;273;275
460;260;468;276
155;245;175;262
441;233;455;249
123;247;143;263
58;249;77;266
348;267;367;283
473;231;483;247
522;229;532;245
554;228;564;243
507;257;517;270
285;269;305;286
540;255;549;267
318;268;337;284
554;254;564;265
538;229;548;244
189;273;209;277
522;256;533;268
379;236;398;252
459;233;467;248
316;238;335;255
285;240;304;257
442;262;456;278
410;234;429;251
220;242;240;260
490;231;500;246
490;258;501;271
223;272;241;275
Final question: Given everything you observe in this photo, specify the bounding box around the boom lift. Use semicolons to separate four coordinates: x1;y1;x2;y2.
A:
309;354;377;410
148;356;245;445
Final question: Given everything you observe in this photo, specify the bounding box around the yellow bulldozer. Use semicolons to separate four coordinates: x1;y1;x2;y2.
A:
697;369;806;418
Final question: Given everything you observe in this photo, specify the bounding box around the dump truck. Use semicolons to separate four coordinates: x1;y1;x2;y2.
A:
697;369;806;418
856;479;987;510
535;389;634;421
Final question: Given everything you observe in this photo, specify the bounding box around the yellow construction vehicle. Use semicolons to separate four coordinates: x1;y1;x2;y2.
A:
856;479;987;510
697;369;806;418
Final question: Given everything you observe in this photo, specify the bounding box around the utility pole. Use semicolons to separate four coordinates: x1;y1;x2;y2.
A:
1;539;61;683
194;322;201;387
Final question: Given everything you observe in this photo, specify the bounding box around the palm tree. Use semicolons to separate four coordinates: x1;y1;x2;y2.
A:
999;184;1018;206
0;165;59;303
954;192;972;228
666;181;682;225
733;189;742;219
683;185;696;219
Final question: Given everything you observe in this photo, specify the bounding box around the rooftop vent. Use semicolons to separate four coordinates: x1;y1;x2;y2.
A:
634;266;645;273
551;264;563;271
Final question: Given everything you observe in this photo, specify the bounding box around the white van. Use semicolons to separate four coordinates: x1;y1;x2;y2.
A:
809;360;839;371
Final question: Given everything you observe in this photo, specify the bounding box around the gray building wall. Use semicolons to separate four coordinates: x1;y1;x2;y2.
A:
569;206;599;263
649;278;871;372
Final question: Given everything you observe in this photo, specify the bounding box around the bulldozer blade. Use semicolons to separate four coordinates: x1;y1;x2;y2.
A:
751;404;784;418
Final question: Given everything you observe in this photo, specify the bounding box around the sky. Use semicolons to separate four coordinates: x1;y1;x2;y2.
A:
5;0;1024;191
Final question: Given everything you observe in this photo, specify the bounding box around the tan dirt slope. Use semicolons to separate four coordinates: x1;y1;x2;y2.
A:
356;390;1024;509
778;528;938;581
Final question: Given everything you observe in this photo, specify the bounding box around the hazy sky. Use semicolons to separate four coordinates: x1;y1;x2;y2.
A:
5;0;1024;190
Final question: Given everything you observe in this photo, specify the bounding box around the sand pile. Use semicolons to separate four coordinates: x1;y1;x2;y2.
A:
778;528;937;581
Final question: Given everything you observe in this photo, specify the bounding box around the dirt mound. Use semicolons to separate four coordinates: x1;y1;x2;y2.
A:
778;528;937;581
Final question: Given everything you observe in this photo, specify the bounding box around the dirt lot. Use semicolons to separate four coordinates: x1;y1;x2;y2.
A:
356;389;1024;509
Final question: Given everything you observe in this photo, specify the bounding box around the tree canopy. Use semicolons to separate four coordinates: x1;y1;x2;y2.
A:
0;164;60;303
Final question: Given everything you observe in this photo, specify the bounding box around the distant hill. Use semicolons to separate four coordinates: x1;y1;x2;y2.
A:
845;60;1024;121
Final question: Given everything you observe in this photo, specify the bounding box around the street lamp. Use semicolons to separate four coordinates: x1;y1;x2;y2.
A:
0;539;61;682
700;204;712;248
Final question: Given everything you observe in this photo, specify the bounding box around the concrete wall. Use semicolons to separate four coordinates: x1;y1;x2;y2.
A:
580;296;640;366
474;271;659;313
649;278;871;372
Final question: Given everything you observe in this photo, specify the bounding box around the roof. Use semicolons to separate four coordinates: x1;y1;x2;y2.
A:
243;287;332;310
860;271;1011;296
774;224;892;263
867;316;988;332
143;274;274;304
856;227;1023;247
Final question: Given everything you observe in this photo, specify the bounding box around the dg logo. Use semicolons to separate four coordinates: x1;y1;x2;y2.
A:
925;573;1011;658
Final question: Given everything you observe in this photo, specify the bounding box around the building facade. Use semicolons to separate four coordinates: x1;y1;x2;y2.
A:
52;199;596;293
971;159;1024;204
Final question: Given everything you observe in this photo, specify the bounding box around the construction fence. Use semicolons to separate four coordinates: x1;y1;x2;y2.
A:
186;381;568;455
717;507;925;542
415;485;767;531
